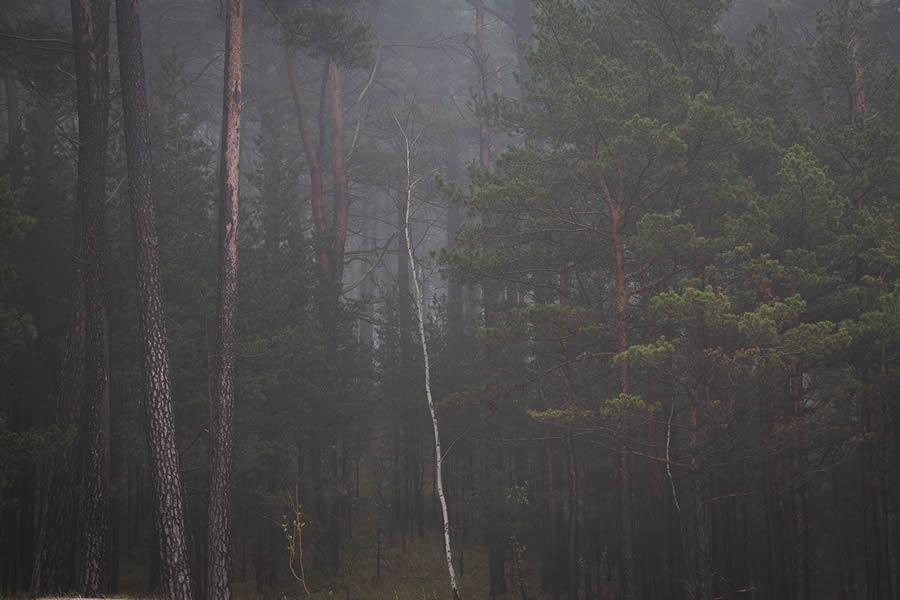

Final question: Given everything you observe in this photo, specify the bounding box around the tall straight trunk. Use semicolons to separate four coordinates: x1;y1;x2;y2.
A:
788;361;811;600
760;374;787;599
208;0;243;596
845;14;892;590
318;57;350;572
116;0;193;597
474;0;490;171
617;444;636;599
398;117;462;600
328;58;348;284
4;66;18;149
847;0;866;139
30;218;86;595
686;379;711;600
69;0;112;593
862;368;892;600
285;48;327;272
559;259;578;599
284;47;329;569
397;179;411;536
544;435;560;600
606;184;637;600
445;133;463;346
287;45;351;572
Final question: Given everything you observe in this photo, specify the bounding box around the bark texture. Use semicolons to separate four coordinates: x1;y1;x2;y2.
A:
69;0;112;593
398;121;462;600
208;0;243;597
116;0;193;597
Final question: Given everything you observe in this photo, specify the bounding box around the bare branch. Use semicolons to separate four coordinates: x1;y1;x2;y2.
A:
341;232;398;295
462;0;514;30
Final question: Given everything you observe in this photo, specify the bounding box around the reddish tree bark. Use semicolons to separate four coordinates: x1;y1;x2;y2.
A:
285;47;327;272
328;58;349;284
68;0;113;593
208;0;243;597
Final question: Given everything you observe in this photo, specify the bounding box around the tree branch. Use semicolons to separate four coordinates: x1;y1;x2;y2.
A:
341;232;398;295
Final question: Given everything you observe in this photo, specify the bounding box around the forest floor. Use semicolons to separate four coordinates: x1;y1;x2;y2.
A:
32;530;563;599
111;536;533;599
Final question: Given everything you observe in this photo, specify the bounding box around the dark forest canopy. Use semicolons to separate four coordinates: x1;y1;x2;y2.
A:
1;0;899;598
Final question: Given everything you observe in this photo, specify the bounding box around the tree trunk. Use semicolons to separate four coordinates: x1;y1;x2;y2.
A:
398;118;462;600
285;48;327;272
608;187;637;600
328;58;348;284
116;0;193;597
207;0;243;596
4;66;18;149
30;213;86;596
788;362;811;600
397;190;411;541
69;0;112;593
559;259;578;600
474;0;490;171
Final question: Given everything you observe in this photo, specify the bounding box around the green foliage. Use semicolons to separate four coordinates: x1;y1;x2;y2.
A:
632;211;700;261
1;0;899;596
613;337;675;369
0;414;67;509
596;393;650;417
283;1;376;69
652;286;735;331
0;176;36;362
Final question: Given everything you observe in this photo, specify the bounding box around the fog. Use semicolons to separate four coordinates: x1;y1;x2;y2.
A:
1;1;899;599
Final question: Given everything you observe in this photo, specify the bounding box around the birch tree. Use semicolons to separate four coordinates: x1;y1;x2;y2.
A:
396;115;461;600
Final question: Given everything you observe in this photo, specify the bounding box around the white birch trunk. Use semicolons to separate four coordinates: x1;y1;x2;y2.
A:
397;117;462;600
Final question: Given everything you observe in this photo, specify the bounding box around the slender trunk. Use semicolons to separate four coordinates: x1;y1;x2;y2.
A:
207;1;243;597
846;12;891;588
398;119;462;600
545;435;560;600
69;0;112;593
617;442;636;599
31;217;86;596
611;207;628;395
474;0;490;170
847;0;866;210
832;467;851;600
608;189;637;600
863;367;892;600
566;431;577;599
559;259;578;599
285;48;327;271
397;183;411;538
4;66;18;149
328;59;348;283
445;133;463;346
848;0;866;131
687;383;712;600
788;361;810;600
116;0;193;596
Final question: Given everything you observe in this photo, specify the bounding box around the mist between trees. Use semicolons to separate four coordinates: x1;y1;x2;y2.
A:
1;0;899;599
